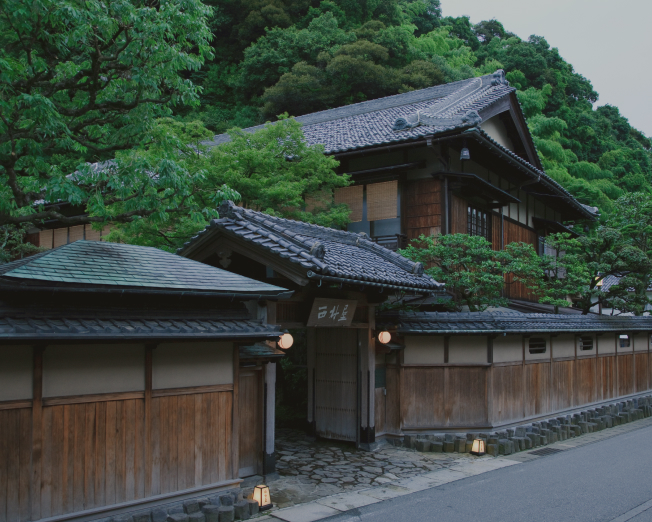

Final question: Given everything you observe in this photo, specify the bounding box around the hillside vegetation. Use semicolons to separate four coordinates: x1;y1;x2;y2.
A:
185;0;651;215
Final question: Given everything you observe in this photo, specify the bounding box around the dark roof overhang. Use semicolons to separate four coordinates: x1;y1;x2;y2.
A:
433;171;520;208
531;217;579;238
461;128;596;222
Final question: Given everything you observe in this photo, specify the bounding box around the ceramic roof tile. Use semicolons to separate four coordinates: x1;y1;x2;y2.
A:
387;311;652;334
0;240;289;297
179;201;443;293
0;306;282;341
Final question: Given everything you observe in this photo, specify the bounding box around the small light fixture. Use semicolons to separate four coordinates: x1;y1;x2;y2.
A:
460;147;471;161
470;438;486;456
278;333;294;350
253;484;272;511
377;331;391;344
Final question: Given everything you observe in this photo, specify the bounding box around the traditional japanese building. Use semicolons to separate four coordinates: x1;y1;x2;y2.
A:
207;69;597;302
374;310;652;435
178;201;442;446
0;240;291;522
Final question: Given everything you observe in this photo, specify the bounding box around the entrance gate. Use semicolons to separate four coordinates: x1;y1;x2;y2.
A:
314;328;358;442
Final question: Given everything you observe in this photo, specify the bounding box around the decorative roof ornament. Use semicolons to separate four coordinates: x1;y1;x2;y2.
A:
392;110;483;132
491;69;509;86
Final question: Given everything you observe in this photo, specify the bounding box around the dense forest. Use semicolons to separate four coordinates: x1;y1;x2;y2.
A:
181;0;651;215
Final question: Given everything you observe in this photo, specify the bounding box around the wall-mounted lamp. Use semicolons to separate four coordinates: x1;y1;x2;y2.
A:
278;333;294;350
470;438;486;456
377;331;391;344
253;484;272;511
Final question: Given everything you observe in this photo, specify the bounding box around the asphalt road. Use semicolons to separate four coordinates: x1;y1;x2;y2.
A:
324;424;652;522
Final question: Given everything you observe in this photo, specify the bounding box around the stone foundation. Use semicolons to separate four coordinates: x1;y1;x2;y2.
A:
391;396;652;456
90;488;262;522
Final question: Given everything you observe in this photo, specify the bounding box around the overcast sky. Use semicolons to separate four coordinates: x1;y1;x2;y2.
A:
442;0;651;137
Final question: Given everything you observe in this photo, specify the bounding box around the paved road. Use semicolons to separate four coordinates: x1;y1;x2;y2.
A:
324;424;652;522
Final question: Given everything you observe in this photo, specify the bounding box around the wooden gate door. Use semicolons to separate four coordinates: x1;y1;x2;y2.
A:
314;328;358;441
238;369;263;477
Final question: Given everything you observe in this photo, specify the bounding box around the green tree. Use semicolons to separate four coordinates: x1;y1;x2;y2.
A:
400;233;543;312
524;233;589;313
0;0;214;229
205;116;351;229
572;228;651;315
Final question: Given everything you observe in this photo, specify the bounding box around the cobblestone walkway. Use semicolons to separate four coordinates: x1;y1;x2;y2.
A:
268;429;473;508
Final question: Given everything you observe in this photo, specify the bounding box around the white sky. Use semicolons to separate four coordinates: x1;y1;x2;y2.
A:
442;0;652;137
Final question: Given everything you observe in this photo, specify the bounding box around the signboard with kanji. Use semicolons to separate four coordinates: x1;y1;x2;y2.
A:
306;298;358;327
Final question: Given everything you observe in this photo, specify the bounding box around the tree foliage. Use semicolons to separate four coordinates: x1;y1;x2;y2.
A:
186;0;650;214
400;233;543;312
0;0;215;229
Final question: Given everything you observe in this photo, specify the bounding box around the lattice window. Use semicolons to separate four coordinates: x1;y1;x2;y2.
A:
529;337;547;354
467;206;490;240
367;181;398;222
334;186;363;222
619;334;630;348
578;336;594;351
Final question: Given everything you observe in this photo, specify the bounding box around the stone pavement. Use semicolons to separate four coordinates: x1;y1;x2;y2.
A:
265;428;470;508
244;414;652;522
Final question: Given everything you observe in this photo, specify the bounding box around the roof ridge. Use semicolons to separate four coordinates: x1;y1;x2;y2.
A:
218;201;425;276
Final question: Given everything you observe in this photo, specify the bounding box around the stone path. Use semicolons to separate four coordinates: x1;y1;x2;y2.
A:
267;429;472;509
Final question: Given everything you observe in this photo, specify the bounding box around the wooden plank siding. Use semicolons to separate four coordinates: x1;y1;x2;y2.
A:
449;195;468;235
406;179;442;240
393;352;652;433
502;218;538;301
0;390;233;522
400;367;489;429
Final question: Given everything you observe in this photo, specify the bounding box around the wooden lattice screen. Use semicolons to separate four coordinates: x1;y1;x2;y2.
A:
367;181;397;222
334;185;363;222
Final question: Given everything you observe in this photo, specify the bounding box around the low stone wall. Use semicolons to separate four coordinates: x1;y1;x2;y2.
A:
93;490;261;522
393;396;652;456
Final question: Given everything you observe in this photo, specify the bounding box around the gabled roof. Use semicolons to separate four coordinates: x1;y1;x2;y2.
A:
179;201;443;294
0;240;291;298
207;70;595;221
207;71;513;155
386;311;652;335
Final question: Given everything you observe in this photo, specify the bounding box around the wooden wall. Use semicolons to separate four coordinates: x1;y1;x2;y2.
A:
491;352;651;426
450;195;467;235
396;366;489;430
406;179;442;239
490;213;538;301
0;345;238;522
383;336;652;434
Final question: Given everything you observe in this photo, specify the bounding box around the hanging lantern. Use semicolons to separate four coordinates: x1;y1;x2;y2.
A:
278;333;294;350
470;438;486;456
252;484;272;511
377;331;391;344
460;147;471;161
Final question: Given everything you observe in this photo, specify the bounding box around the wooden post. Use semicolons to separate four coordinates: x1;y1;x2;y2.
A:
31;346;44;521
306;328;316;435
232;345;240;479
144;345;153;496
358;306;375;446
263;362;276;474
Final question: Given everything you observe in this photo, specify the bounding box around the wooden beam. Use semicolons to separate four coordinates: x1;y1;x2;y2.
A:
145;345;153;497
31;345;44;521
231;345;240;479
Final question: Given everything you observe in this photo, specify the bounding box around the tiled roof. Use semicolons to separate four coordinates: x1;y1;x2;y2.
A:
0;305;282;341
0;240;290;297
207;71;513;155
387;311;652;334
179;201;443;293
206;70;594;221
